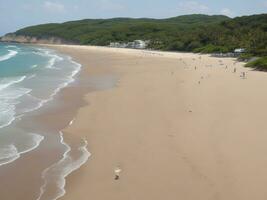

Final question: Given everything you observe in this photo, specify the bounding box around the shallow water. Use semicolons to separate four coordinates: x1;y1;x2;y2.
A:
0;43;90;200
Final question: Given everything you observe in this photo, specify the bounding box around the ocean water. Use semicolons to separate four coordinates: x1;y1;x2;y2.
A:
0;43;90;200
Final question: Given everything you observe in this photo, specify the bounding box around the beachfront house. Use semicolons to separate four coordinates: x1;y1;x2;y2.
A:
109;42;127;48
233;48;246;57
133;40;147;49
109;40;148;49
234;48;246;53
212;48;246;58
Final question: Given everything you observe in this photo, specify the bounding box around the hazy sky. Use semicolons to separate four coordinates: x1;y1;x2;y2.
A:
0;0;266;35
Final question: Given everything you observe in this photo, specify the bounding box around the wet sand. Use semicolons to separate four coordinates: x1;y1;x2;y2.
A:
0;45;91;200
47;45;267;200
0;64;89;200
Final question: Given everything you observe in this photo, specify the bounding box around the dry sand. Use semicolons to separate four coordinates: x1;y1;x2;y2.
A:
47;45;267;200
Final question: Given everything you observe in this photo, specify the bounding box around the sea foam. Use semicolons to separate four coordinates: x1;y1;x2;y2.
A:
0;45;87;200
20;55;81;114
0;133;44;166
0;50;18;62
0;76;26;91
37;132;90;200
0;76;30;128
33;49;63;69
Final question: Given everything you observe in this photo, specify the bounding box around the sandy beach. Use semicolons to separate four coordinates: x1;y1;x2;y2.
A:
46;45;267;200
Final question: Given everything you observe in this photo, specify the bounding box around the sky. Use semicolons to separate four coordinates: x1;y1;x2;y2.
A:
0;0;266;36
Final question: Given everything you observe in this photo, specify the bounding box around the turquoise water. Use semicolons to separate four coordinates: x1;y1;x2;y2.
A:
0;43;90;200
0;43;81;128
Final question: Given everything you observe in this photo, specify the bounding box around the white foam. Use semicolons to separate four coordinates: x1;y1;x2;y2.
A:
0;76;26;91
46;57;57;69
0;50;82;125
0;144;18;159
0;50;18;62
19;134;45;155
0;133;44;166
33;49;63;69
17;94;44;114
0;77;31;128
21;56;82;114
27;74;37;80
37;132;90;200
0;103;16;129
5;45;17;48
69;118;75;126
0;87;32;100
31;64;38;69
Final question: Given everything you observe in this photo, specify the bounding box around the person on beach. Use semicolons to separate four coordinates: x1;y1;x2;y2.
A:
241;72;246;79
234;68;236;73
114;167;122;180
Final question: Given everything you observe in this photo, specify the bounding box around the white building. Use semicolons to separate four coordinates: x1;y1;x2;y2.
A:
133;40;147;49
109;40;148;49
109;42;127;48
234;48;245;53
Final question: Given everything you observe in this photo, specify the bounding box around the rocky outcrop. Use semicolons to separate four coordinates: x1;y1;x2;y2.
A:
0;34;73;44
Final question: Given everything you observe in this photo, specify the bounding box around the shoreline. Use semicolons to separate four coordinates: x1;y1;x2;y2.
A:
29;48;92;200
0;44;92;200
36;44;121;200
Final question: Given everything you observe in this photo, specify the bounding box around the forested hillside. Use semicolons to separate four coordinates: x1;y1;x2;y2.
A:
2;14;267;57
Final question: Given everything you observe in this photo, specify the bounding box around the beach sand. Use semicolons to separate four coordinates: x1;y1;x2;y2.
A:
47;45;267;200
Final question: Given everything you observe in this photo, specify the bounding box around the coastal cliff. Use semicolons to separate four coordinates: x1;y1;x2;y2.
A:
0;34;71;44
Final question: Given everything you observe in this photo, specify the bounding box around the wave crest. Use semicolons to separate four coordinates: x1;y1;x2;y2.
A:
0;50;18;62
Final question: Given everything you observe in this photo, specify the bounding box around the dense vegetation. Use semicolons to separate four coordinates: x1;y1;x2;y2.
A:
13;14;230;49
246;57;267;70
4;14;267;68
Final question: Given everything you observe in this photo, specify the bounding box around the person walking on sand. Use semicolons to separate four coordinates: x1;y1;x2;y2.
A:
234;68;236;73
241;72;246;79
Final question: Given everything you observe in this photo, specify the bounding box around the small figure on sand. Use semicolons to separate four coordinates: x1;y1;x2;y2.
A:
233;68;236;73
114;167;122;180
240;72;246;79
195;66;197;70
